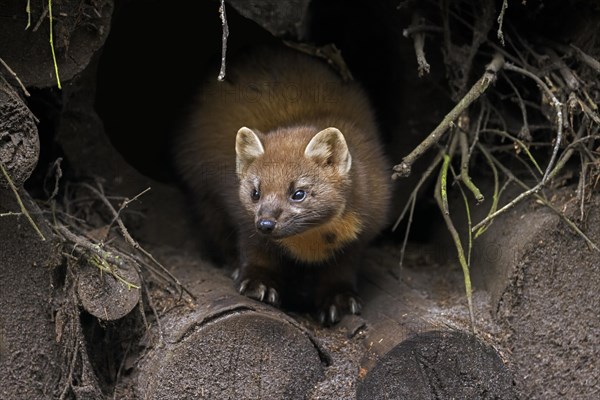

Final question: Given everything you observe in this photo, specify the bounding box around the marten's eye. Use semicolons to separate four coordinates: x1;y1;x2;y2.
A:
290;189;307;202
251;189;261;201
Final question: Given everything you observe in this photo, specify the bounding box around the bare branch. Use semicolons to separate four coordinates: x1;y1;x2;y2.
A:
393;53;505;179
217;0;229;81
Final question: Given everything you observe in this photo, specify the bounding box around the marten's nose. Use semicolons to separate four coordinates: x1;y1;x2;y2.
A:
257;219;276;234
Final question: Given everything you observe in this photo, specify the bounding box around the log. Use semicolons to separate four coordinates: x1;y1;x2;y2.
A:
225;0;311;39
0;0;113;88
345;247;517;399
0;188;62;399
0;81;39;188
464;186;600;399
114;243;517;399
356;330;516;400
130;259;328;400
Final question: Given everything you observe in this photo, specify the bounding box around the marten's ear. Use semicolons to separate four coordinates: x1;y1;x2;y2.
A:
236;127;264;176
305;127;352;175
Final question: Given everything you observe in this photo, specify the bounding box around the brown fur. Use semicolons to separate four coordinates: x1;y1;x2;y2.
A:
277;210;362;262
174;46;391;323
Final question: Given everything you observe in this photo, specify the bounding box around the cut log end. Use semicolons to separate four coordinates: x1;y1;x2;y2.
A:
357;330;517;399
0;83;39;188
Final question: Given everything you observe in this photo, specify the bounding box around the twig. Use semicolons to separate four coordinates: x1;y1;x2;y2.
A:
81;183;196;300
472;91;564;233
45;157;63;200
392;53;505;179
577;152;587;221
570;44;600;74
397;195;416;274
56;223;140;288
406;12;431;77
217;0;229;81
140;274;165;347
32;7;49;32
504;62;564;185
104;187;151;240
0;161;46;241
474;143;500;238
502;71;531;140
459;127;484;202
392;150;444;277
0;211;22;217
392;151;445;231
496;0;508;46
0;57;30;97
544;47;580;92
467;103;488;159
477;145;599;252
25;0;32;29
577;96;600;126
479;128;544;176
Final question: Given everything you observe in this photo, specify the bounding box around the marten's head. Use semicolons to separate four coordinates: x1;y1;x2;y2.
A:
235;126;352;239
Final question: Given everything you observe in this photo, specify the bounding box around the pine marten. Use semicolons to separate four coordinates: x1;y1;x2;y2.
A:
174;46;391;325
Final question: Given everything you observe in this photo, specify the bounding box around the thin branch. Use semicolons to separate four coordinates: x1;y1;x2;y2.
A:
32;7;49;32
80;183;196;300
544;47;580;91
0;161;46;241
217;0;229;81
476;145;599;252
504;62;563;185
0;57;30;97
479;128;544;176
55;223;135;274
393;53;505;179
474;143;500;238
496;0;508;46
405;12;431;77
459;128;484;202
502;71;531;140
570;44;600;74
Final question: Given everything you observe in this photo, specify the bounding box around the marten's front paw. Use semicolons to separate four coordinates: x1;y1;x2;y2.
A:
237;278;281;307
317;292;362;326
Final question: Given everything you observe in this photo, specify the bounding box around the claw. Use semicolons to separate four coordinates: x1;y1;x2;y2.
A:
349;297;361;315
237;278;281;308
267;287;280;306
328;305;339;325
238;279;249;294
256;283;267;301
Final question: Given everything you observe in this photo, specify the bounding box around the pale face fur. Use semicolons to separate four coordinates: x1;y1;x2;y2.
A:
236;126;352;239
